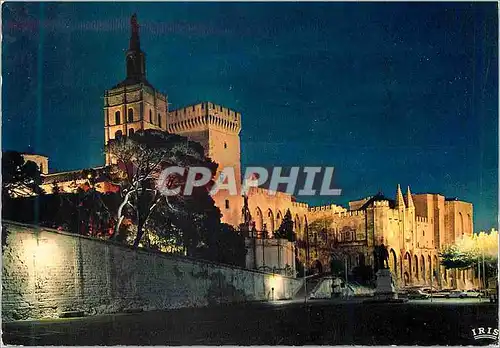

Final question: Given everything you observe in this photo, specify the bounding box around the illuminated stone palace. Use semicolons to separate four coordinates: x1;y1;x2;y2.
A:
38;15;474;289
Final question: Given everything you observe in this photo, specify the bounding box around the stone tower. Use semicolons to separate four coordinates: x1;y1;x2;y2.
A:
103;14;168;164
103;14;244;225
167;102;243;225
405;186;415;250
395;184;406;247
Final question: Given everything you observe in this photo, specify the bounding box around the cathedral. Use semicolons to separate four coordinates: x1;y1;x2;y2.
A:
39;15;474;289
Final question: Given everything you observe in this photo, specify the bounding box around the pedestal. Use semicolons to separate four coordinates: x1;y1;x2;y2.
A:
331;277;342;298
374;268;398;300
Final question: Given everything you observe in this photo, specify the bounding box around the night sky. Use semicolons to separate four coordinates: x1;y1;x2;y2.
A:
2;2;498;231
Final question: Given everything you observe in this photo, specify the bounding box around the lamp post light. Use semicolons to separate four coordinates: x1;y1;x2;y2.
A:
305;223;310;271
430;270;433;303
480;250;486;300
304;263;307;304
345;257;348;285
481;249;488;290
478;256;482;301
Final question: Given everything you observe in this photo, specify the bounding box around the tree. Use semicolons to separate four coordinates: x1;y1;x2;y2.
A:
2;151;44;229
75;187;115;237
439;244;476;270
4;179;119;238
2;151;43;198
440;229;498;279
274;209;295;242
144;178;222;256
106;129;219;249
200;223;247;267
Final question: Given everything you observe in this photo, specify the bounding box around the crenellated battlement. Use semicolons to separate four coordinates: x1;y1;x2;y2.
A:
292;201;309;209
416;216;429;223
308;204;346;213
373;200;390;207
168;102;241;134
247;186;290;200
334;210;366;218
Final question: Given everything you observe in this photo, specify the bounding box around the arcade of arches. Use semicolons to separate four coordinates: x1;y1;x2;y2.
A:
386;248;475;288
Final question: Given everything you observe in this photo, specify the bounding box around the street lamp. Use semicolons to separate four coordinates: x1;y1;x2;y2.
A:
304;222;310;273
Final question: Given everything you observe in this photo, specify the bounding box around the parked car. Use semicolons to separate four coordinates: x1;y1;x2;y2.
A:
464;290;482;298
420;287;439;294
432;290;451;298
448;290;467;299
422;288;443;296
407;289;430;299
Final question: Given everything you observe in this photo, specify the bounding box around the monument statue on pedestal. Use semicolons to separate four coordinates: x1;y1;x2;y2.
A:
373;243;390;272
242;195;252;225
373;243;398;300
240;195;253;237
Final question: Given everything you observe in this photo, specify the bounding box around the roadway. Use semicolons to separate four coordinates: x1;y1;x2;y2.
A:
2;298;498;345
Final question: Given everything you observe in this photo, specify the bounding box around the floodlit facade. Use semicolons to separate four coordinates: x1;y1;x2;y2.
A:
38;15;477;288
307;187;475;289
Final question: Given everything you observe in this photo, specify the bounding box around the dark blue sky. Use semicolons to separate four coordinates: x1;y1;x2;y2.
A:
2;2;498;231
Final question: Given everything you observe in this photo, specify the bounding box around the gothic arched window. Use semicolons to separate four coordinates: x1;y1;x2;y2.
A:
158;113;162;128
115;111;121;125
128;128;135;137
149;109;153;123
128;108;134;123
115;130;122;139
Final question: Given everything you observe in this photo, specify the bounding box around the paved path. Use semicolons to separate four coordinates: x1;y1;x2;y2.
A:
2;299;498;345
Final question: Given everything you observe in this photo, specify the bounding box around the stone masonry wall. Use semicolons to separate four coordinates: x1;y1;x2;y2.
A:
2;222;302;322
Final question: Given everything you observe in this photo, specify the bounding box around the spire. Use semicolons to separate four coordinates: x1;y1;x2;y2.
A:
125;13;146;81
395;184;405;209
406;186;414;208
129;13;140;51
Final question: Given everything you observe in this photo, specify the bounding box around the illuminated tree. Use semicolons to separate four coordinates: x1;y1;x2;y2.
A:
106;129;219;251
440;229;498;277
439;244;476;269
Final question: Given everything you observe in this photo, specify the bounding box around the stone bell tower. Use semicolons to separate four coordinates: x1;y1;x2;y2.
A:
126;14;146;81
102;14;244;226
103;14;168;164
